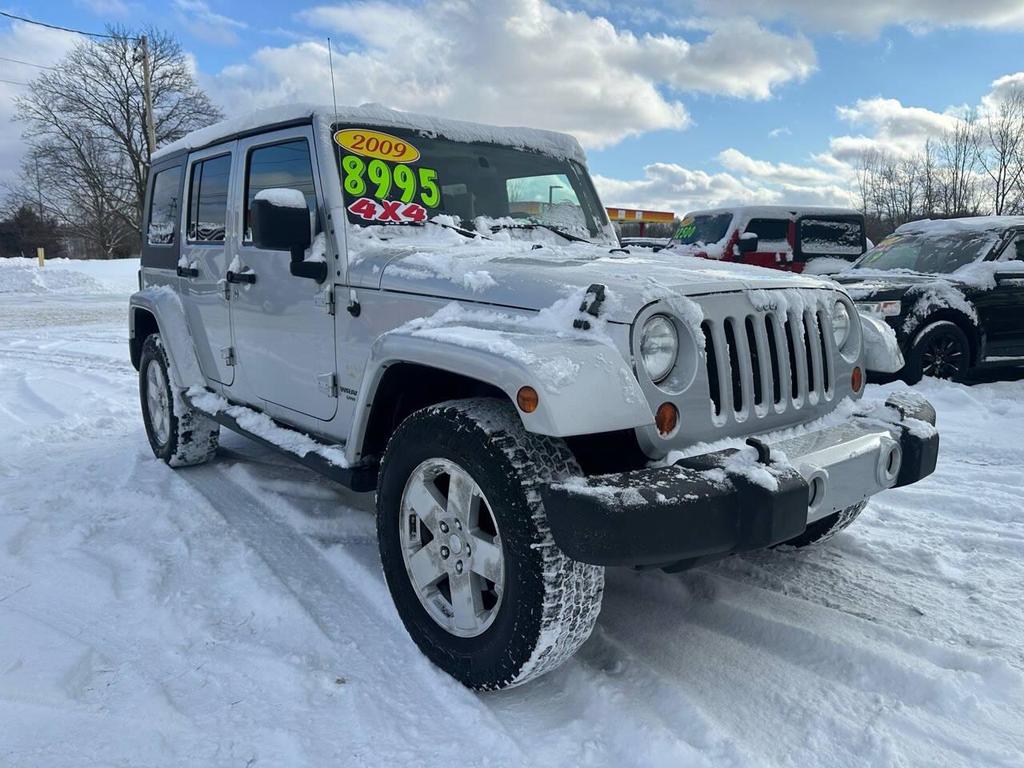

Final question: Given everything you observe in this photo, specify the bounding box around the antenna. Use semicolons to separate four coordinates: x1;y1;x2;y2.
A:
327;37;360;316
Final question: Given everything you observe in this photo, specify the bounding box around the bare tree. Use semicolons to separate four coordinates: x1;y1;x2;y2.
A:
975;91;1024;215
937;114;980;216
11;27;221;257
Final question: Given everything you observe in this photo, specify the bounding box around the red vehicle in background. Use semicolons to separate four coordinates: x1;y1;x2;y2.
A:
665;205;868;274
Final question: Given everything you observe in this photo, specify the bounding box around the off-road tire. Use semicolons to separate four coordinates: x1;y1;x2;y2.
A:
904;321;970;384
376;398;604;690
783;501;868;548
139;334;219;467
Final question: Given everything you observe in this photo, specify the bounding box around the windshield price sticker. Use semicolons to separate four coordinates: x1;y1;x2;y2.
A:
347;197;428;223
334;129;421;163
676;222;696;239
342;155;441;209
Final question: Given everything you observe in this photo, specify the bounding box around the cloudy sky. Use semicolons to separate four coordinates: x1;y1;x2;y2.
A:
3;0;1024;214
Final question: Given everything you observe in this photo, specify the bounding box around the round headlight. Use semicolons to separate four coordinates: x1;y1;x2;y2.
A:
832;300;851;348
640;315;678;383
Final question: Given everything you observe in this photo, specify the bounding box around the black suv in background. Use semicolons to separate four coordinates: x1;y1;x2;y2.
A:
835;217;1024;382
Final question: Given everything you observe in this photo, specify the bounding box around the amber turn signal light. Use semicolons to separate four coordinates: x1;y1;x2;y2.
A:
517;386;539;413
655;402;679;435
851;366;863;393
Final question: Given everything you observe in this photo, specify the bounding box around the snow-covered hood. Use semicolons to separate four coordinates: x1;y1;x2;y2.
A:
348;231;842;323
835;271;955;297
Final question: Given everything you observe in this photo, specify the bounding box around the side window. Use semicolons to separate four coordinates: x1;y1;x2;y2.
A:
147;167;181;245
1014;233;1024;261
244;139;317;242
187;154;231;243
745;218;790;248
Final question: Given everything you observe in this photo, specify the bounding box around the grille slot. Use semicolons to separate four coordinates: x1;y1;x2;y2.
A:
703;303;835;425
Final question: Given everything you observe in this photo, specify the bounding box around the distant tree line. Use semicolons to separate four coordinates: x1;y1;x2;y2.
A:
855;91;1024;242
2;26;220;259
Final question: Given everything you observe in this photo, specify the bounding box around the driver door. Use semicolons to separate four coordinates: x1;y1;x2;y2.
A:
228;127;338;421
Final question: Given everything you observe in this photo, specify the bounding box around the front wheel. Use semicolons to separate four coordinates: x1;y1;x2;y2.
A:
376;399;604;690
905;322;970;383
782;501;867;548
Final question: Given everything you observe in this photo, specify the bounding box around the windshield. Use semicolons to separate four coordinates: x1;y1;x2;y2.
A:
852;229;1000;273
672;213;732;246
333;125;607;239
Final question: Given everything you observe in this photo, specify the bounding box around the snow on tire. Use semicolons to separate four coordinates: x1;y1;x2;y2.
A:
139;334;219;467
376;398;604;690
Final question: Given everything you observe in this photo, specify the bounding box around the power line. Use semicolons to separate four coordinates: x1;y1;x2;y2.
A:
0;10;137;40
0;55;55;70
0;77;29;86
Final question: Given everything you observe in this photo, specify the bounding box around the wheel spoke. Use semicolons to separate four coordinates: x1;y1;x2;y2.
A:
403;477;444;533
468;535;503;583
448;570;480;631
446;468;476;523
406;545;445;590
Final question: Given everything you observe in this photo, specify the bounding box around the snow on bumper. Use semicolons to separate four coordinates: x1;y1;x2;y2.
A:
542;393;939;568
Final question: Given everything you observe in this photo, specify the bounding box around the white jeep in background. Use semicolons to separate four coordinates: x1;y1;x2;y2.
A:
129;104;939;690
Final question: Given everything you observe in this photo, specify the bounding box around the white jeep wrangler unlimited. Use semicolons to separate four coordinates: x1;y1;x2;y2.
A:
129;104;939;690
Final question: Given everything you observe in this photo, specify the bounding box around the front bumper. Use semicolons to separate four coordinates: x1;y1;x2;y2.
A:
543;393;939;568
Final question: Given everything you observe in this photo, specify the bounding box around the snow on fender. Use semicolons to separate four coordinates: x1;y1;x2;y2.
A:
859;312;904;373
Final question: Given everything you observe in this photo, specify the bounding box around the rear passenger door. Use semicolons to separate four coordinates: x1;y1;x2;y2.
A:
229;127;338;422
979;231;1024;359
180;146;236;386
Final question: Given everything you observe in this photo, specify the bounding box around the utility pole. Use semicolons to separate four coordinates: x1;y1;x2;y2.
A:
140;35;157;160
34;154;43;217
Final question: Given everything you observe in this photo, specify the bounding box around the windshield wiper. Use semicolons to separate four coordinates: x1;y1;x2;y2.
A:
389;220;491;240
489;222;591;244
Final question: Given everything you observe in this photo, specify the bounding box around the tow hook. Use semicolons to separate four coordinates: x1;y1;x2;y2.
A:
746;437;773;464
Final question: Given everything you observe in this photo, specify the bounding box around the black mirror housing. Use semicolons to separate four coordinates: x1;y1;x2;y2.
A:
251;193;312;256
737;233;759;254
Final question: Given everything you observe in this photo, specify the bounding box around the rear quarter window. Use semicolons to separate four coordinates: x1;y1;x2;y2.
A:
147;167;182;246
745;218;791;250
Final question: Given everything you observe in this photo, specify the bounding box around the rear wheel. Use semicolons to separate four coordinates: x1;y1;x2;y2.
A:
139;334;219;467
905;322;970;383
377;398;604;690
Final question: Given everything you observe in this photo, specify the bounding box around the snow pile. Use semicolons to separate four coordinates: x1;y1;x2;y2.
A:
0;257;139;295
255;187;308;209
803;257;855;275
155;102;586;164
187;387;350;468
902;282;978;335
395;291;619;392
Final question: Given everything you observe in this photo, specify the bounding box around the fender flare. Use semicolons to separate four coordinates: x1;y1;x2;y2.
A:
859;313;905;373
129;287;205;390
347;326;654;458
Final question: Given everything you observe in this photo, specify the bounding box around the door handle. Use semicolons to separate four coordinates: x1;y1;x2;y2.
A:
176;264;199;278
225;269;256;284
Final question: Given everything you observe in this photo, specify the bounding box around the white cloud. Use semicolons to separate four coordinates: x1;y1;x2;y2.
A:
205;0;815;149
0;23;81;188
689;0;1024;37
174;0;247;45
768;126;791;138
593;163;780;213
717;147;837;186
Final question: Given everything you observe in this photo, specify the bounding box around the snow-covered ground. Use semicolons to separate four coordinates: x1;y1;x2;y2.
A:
1;258;1023;767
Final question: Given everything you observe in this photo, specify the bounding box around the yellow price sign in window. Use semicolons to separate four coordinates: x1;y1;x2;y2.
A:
334;129;421;164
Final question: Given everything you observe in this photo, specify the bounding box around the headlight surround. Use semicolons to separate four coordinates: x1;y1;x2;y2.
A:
831;300;851;349
640;315;678;383
855;300;902;318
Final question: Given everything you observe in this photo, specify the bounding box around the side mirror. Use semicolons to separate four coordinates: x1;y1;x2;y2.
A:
736;232;758;254
251;189;326;282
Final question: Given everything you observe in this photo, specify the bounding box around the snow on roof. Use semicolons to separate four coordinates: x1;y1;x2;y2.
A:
682;205;862;220
153;103;586;164
894;216;1024;235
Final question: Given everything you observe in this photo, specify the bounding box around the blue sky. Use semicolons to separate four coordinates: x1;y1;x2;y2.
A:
3;0;1024;213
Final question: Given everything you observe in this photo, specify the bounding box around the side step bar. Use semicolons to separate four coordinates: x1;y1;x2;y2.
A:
184;389;378;493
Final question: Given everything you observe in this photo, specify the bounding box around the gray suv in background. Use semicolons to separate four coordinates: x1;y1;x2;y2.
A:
129;104;939;689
